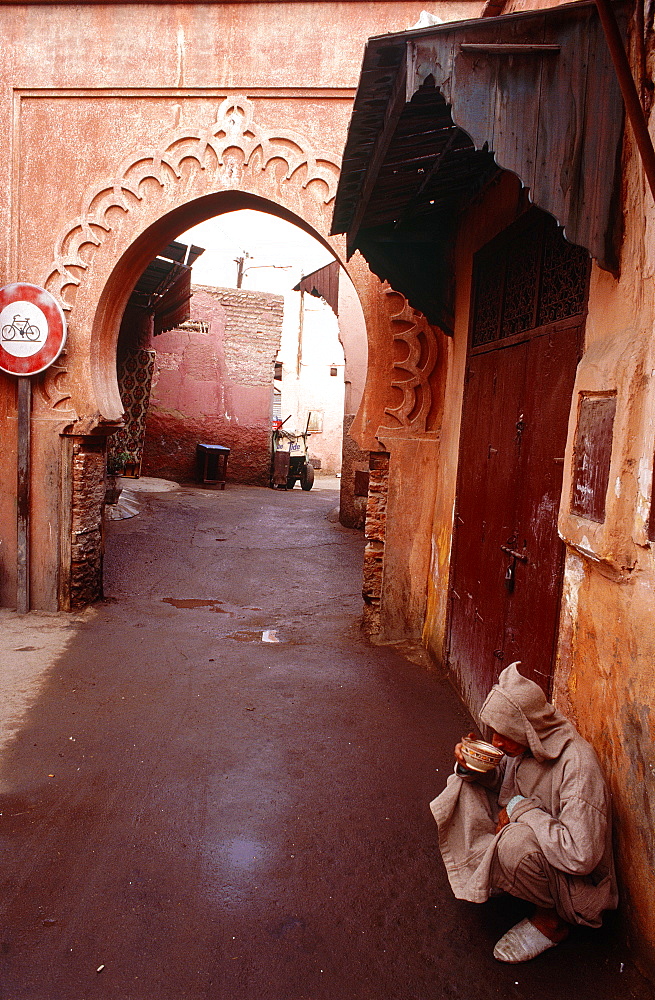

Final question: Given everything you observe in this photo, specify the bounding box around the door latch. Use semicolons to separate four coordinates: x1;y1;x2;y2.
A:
500;545;528;563
501;544;528;593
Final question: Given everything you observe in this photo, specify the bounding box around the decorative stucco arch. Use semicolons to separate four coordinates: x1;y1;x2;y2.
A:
0;1;454;628
39;96;353;431
12;94;446;613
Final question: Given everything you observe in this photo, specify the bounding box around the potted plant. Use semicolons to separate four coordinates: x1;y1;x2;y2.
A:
105;450;131;505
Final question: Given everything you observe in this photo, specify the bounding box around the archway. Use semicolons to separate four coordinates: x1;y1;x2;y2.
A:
108;204;367;496
8;93;433;612
59;181;372;608
21;94;377;610
40;96;346;428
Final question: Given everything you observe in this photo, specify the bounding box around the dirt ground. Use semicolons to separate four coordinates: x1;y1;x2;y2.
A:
0;479;652;999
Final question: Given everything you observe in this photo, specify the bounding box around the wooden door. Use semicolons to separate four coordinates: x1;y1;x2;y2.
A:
447;211;588;713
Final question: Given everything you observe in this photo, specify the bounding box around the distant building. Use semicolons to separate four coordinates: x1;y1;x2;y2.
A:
140;284;284;485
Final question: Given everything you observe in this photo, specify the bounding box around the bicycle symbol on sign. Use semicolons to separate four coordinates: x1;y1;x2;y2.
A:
1;314;42;342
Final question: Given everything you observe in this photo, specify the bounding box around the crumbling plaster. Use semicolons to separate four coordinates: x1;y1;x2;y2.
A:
420;123;655;971
552;122;655;974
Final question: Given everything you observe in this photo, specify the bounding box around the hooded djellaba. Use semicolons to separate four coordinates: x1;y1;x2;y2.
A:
430;662;618;928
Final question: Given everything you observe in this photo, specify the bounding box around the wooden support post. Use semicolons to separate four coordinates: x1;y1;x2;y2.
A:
16;376;31;614
297;289;304;376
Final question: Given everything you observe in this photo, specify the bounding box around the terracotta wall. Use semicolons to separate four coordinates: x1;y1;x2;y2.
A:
420;153;655;973
0;0;484;610
347;251;451;636
338;268;369;528
551;119;655;972
142;285;283;485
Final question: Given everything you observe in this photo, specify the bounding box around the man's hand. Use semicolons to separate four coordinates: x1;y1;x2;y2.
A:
454;731;476;768
495;807;509;834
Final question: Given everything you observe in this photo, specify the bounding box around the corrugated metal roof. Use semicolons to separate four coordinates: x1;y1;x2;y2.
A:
161;240;205;266
131;242;205;300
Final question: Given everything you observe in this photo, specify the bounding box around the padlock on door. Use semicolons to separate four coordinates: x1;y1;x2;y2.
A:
505;559;515;593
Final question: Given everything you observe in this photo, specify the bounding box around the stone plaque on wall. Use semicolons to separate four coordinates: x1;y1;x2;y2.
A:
571;394;616;523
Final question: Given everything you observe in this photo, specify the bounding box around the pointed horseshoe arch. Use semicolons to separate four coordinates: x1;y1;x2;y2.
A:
40;96;349;427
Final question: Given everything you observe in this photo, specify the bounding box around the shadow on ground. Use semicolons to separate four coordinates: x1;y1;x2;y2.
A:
0;484;650;999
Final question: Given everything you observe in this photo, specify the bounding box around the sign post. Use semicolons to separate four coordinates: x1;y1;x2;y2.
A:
16;377;31;614
0;283;67;613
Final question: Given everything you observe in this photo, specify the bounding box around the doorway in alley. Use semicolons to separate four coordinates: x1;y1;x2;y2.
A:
447;210;589;714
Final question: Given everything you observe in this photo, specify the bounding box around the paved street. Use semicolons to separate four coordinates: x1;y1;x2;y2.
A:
0;480;651;999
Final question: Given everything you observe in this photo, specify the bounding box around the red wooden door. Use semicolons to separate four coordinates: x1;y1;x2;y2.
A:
447;212;588;713
501;324;583;686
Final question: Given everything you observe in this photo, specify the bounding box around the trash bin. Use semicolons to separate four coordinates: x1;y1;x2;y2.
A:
196;443;230;489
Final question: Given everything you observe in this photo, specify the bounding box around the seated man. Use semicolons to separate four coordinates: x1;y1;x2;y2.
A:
430;662;617;963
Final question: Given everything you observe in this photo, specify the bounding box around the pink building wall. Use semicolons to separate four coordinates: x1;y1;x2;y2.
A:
142;285;283;485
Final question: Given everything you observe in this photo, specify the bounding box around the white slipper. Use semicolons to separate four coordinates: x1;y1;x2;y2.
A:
493;918;559;963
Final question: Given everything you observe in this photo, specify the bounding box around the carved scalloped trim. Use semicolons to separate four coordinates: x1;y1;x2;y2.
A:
381;288;439;433
33;355;76;415
43;96;341;311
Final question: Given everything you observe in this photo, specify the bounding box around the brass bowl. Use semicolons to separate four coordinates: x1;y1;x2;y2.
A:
461;737;504;773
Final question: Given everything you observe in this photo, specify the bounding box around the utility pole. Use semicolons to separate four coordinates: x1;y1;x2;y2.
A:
235;252;251;288
296;290;304;376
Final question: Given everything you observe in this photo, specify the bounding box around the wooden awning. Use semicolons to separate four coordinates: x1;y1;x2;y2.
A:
294;260;340;315
331;1;625;333
153;265;193;337
129;240;205;335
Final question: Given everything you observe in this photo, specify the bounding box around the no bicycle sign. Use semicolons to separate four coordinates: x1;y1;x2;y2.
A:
0;283;67;376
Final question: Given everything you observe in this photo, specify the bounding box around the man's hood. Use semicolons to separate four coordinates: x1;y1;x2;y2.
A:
479;662;573;762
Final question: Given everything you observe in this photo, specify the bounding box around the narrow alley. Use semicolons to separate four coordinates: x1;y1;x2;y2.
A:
0;481;650;1000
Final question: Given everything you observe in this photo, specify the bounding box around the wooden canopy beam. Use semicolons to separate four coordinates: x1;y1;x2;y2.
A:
346;55;409;258
594;0;655;204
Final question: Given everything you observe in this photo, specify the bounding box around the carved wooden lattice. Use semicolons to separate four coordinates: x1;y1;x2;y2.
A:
502;226;541;337
471;212;589;349
538;223;589;326
471;246;504;347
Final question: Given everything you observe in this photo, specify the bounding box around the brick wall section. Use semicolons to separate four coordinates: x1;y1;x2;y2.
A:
70;439;106;608
192;285;285;387
142;285;284;485
361;451;390;634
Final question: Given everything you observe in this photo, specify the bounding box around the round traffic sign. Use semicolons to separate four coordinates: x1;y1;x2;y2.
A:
0;283;67;376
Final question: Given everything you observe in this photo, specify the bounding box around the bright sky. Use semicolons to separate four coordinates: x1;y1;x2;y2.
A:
177;210;335;296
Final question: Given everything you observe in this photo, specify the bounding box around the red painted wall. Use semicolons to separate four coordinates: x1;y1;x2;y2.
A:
141;285;283;485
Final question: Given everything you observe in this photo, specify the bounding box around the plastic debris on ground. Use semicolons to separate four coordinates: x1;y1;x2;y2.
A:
106;488;140;520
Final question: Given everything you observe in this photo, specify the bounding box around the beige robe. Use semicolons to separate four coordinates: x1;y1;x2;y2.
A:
430;663;618;927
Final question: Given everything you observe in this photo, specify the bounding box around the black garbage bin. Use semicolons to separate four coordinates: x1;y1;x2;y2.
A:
196;443;230;489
